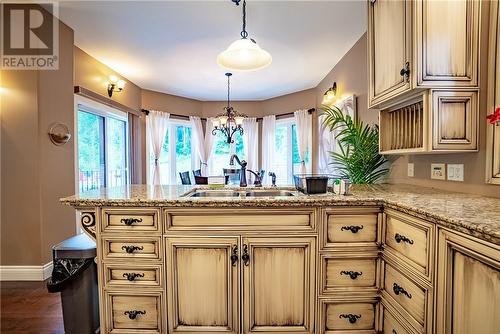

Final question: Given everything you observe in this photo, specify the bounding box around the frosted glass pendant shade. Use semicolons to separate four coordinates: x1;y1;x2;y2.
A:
217;38;272;71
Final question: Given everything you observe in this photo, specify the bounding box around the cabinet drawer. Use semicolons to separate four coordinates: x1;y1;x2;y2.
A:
319;299;377;333
384;210;434;277
104;264;162;288
383;263;428;329
322;207;380;249
381;304;413;334
102;208;160;233
165;208;315;232
320;255;377;294
102;237;162;261
105;291;162;333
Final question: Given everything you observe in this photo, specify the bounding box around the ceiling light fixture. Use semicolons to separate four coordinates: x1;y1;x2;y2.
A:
212;73;247;144
217;0;272;71
107;75;126;98
322;82;337;105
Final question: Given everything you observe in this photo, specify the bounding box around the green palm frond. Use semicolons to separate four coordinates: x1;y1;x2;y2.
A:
321;104;388;184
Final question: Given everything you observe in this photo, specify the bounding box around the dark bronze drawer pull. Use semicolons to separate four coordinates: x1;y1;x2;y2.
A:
122;272;145;281
120;218;143;226
121;245;144;254
124;310;146;320
393;282;412;299
341;225;364;233
230;245;238;266
394;233;414;245
339;313;361;324
400;62;410;81
241;244;250;266
340;270;363;279
392;330;397;334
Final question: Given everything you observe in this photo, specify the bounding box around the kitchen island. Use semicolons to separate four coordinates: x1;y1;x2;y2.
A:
62;184;500;334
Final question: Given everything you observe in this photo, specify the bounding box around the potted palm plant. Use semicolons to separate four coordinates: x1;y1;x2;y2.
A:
321;105;388;184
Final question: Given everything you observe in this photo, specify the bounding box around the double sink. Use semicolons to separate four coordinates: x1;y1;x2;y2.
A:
185;189;297;198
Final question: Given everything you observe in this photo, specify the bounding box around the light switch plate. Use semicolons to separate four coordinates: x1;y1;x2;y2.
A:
447;164;464;182
431;163;446;180
407;163;414;177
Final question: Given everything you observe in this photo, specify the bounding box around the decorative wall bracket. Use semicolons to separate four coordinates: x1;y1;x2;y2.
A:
80;211;96;239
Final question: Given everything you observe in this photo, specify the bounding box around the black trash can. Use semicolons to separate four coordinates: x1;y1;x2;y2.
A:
47;233;99;334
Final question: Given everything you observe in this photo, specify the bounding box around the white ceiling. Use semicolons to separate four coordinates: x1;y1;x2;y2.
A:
59;0;366;101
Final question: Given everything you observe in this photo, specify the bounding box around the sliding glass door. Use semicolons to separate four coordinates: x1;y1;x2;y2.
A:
77;104;129;192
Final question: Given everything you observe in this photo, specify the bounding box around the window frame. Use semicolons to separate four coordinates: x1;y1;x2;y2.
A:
275;117;312;184
146;118;196;184
74;95;130;193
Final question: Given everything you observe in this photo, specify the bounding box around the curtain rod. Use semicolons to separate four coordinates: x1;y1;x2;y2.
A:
141;108;316;122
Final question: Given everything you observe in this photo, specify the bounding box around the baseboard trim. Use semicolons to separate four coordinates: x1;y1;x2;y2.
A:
0;262;53;281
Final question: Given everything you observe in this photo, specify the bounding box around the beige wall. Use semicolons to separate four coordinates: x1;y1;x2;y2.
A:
74;47;142;112
387;2;500;198
1;21;76;265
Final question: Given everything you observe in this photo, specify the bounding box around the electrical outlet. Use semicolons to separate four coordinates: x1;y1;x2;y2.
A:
407;163;414;177
431;163;446;180
447;164;464;182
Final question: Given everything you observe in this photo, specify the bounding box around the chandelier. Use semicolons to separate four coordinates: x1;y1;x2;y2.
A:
212;73;247;144
217;0;272;71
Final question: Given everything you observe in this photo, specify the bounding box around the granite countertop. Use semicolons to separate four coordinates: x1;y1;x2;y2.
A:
61;184;500;245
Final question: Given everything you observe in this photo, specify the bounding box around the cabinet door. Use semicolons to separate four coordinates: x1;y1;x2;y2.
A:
436;229;500;334
415;0;480;87
368;0;412;107
486;0;500;184
165;237;240;334
242;237;316;334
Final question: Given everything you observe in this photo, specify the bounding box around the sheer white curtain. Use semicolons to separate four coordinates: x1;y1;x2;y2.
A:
189;116;214;176
261;115;276;184
243;117;258;181
146;110;170;185
294;109;312;174
317;95;356;174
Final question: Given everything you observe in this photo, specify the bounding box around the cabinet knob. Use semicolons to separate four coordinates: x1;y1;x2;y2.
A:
121;245;144;254
241;244;250;266
400;62;410;81
340;225;364;233
124;310;146;320
340;270;363;279
230;244;238;267
120;218;143;226
393;282;412;299
339;313;361;324
394;233;414;245
122;272;145;281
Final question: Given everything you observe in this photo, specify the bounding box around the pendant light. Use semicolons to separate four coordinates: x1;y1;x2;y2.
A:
217;0;272;71
212;73;247;144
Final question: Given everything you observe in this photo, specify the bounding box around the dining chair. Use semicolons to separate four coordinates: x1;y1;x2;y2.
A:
192;169;202;177
179;171;191;185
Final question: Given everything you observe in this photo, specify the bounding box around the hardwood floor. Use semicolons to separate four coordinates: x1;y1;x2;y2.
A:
1;281;64;334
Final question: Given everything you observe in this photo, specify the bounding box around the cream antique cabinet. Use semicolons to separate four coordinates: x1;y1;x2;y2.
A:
368;0;481;154
435;229;500;334
486;0;500;184
75;199;500;334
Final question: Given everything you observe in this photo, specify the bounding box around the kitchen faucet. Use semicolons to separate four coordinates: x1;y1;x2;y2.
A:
247;170;263;187
229;154;247;187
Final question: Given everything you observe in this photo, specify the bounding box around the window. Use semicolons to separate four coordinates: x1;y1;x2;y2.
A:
272;118;311;184
209;130;245;176
147;120;195;184
77;104;129;192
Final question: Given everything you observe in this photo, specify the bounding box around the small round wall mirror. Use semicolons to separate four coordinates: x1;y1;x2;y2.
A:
48;123;71;146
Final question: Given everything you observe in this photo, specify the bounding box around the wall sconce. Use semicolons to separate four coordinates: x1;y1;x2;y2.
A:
322;82;337;105
107;75;126;98
48;123;71;146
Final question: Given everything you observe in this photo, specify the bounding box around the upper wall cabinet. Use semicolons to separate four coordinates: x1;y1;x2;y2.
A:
368;0;481;109
368;0;412;106
415;0;480;87
486;0;500;185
